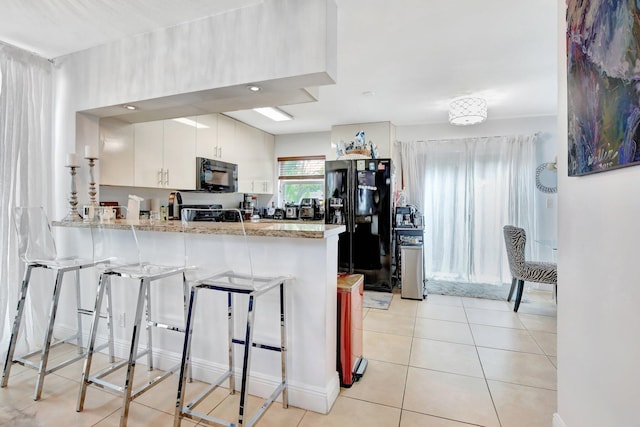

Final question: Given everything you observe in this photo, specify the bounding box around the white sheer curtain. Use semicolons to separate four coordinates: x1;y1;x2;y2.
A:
400;135;537;285
0;42;54;359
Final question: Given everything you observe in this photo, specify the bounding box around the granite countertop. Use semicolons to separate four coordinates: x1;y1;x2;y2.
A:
53;219;345;239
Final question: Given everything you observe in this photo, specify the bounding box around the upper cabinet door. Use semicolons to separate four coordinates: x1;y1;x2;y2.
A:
164;118;196;190
216;114;238;164
100;118;135;186
195;114;218;159
134;120;164;188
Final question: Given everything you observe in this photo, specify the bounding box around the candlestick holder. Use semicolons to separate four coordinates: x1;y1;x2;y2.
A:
63;165;83;222
85;156;98;208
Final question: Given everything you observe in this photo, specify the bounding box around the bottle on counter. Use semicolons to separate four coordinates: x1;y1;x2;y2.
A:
160;205;168;221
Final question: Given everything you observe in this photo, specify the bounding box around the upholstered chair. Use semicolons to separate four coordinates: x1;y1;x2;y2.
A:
502;225;557;312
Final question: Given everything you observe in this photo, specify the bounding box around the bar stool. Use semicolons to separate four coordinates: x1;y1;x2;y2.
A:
174;208;290;427
76;206;188;427
1;206;114;401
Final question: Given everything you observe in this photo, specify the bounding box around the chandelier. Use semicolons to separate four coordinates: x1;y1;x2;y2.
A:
448;97;488;126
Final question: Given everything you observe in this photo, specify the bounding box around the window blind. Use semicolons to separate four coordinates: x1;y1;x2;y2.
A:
278;156;325;179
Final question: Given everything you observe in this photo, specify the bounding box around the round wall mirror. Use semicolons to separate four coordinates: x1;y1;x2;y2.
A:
536;163;557;193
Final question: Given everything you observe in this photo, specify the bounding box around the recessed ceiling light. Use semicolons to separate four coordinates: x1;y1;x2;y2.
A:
247;85;262;92
123;104;137;110
253;107;293;121
172;118;209;129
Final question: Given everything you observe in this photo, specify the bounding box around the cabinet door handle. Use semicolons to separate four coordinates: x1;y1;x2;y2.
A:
164;169;169;186
158;169;163;185
218;147;222;158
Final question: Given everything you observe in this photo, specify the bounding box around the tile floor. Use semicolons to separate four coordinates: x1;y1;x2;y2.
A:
0;290;557;426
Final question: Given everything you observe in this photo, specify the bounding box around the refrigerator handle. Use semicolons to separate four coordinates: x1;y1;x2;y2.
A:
349;162;356;233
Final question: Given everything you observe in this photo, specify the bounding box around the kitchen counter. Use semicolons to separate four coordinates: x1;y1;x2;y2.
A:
53;219;344;239
52;217;344;414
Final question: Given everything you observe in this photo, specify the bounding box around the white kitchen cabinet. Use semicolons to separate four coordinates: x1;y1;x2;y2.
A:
195;114;218;159
134;121;164;188
134;118;196;189
259;132;275;193
163;118;196;190
216;114;242;164
99;118;135;186
236;123;275;194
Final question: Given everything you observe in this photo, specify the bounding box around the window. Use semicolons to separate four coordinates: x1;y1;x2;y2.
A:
278;156;325;205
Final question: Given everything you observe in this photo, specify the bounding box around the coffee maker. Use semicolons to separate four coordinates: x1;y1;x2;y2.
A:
299;198;322;220
168;191;182;220
240;194;256;216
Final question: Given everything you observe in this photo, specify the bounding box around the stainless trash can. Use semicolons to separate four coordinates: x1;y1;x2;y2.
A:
400;245;424;300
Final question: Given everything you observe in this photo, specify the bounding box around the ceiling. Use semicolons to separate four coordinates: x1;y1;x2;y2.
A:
0;0;558;135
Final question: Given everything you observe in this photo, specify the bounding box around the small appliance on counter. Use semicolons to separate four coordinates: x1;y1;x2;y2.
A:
262;202;276;218
180;204;223;221
168;191;240;222
168;191;182;220
299;198;320;220
394;205;423;228
273;208;285;220
284;203;299;220
239;194;259;219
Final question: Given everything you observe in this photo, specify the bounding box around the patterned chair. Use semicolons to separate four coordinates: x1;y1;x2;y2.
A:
503;225;557;312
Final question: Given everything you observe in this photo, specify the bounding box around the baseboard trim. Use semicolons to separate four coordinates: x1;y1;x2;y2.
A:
553;413;567;427
55;326;339;414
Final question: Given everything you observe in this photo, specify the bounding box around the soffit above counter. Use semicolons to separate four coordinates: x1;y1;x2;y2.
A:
81;77;322;124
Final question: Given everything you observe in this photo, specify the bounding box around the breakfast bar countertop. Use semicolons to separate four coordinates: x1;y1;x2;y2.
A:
53;219;346;239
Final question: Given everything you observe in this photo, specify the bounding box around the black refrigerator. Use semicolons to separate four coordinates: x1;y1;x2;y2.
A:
325;158;393;292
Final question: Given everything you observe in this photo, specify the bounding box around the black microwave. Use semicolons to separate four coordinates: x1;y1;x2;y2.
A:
196;157;238;193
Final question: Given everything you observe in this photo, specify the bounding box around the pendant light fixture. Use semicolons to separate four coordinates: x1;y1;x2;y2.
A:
448;97;488;126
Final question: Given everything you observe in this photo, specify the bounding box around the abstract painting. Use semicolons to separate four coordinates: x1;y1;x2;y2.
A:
566;0;640;176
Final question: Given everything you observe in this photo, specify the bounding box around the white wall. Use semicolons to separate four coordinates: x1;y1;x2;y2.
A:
556;1;640;426
275;131;333;159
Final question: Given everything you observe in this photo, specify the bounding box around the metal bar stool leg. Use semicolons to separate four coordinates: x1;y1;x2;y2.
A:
119;278;150;427
1;265;34;388
105;278;116;363
33;270;65;401
280;282;288;409
180;272;191;382
145;279;154;371
74;269;84;353
173;286;199;427
228;291;235;394
238;295;258;426
77;272;109;412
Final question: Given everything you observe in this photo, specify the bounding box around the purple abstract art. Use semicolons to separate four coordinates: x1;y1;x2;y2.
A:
566;0;640;175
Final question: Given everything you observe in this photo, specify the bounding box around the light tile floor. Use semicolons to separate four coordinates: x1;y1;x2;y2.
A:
0;289;557;426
